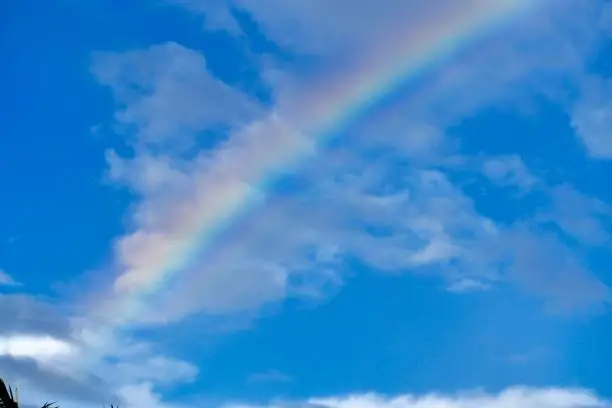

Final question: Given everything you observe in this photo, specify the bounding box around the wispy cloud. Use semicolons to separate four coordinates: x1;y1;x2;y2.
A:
0;269;20;287
446;278;491;294
481;155;539;192
248;369;293;385
7;1;612;407
571;75;612;159
79;0;612;336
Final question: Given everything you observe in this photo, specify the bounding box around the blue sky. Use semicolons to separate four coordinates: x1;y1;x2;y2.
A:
1;1;612;408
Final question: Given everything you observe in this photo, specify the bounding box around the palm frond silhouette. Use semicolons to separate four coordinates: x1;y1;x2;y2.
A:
0;379;57;408
0;377;117;408
0;378;18;408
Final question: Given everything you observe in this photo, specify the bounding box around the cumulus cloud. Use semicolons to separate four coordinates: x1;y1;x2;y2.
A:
117;382;186;408
0;335;75;362
0;295;106;403
0;294;198;407
0;355;117;407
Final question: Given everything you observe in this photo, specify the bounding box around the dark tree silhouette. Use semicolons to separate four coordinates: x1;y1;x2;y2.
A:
0;378;117;408
0;379;56;408
0;378;18;408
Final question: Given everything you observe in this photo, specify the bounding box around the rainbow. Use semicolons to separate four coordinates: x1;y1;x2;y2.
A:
82;0;541;349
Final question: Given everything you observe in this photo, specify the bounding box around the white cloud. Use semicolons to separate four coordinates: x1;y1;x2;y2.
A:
167;0;242;33
113;356;199;385
165;0;611;84
291;158;610;312
446;278;491;294
91;42;261;151
85;0;612;333
67;387;606;408
481;155;538;191
306;388;610;408
5;380;178;408
11;3;612;408
225;0;454;55
105;150;189;196
0;335;75;362
0;269;20;286
91;46;328;326
117;382;187;408
571;76;612;159
500;225;610;314
14;2;608;407
537;185;612;247
248;369;293;384
89;43;312;327
0;295;203;407
166;0;537;61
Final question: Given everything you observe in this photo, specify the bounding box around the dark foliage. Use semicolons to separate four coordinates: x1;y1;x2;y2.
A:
0;378;18;408
0;379;57;408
